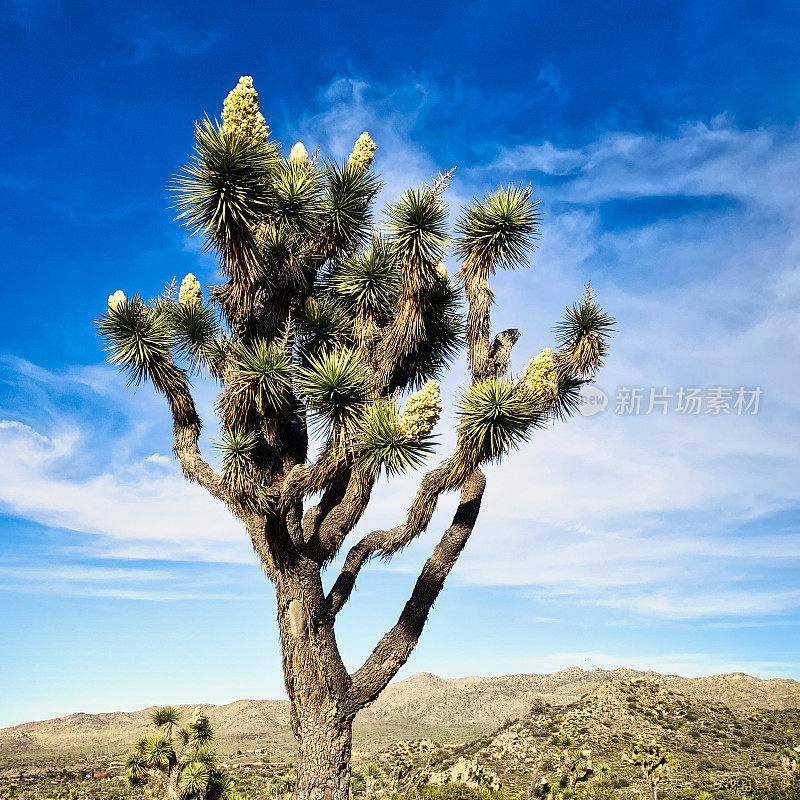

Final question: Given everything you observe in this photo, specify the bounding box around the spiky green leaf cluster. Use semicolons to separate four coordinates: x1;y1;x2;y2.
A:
152;705;181;733
329;236;400;317
386;187;448;266
457;379;539;461
230;339;293;413
555;289;615;376
174;119;279;250
141;735;175;769
551;369;586;421
180;761;210;795
215;428;258;489
404;277;464;387
269;161;324;235
125;749;149;786
357;401;435;477
297;349;370;433
455;185;540;274
186;709;214;746
296;297;352;359
168;301;222;374
201;334;230;380
97;296;178;390
321;161;380;255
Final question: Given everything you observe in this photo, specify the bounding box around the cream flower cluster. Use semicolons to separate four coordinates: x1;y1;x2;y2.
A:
289;141;309;165
348;132;376;171
519;347;556;402
435;262;448;280
108;290;126;311
221;76;269;142
179;273;203;306
397;381;442;439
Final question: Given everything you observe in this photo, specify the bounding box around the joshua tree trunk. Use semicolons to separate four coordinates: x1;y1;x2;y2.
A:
527;764;540;800
275;569;354;800
273;468;487;800
293;710;353;800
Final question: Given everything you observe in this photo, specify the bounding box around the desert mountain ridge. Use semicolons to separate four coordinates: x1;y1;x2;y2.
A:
3;666;800;752
378;677;800;795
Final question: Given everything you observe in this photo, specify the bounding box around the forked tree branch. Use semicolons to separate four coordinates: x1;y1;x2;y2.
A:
326;327;519;614
345;468;486;709
326;527;387;616
315;469;376;558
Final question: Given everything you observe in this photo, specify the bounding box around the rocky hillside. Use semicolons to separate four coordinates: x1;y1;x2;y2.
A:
3;667;800;752
366;668;800;725
376;680;800;797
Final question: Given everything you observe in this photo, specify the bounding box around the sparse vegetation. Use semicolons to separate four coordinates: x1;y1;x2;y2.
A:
4;677;800;800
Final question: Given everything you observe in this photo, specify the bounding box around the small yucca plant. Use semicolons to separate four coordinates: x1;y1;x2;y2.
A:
97;75;614;800
125;707;239;800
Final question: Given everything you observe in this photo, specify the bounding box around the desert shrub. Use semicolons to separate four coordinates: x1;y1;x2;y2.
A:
418;784;499;800
752;778;800;800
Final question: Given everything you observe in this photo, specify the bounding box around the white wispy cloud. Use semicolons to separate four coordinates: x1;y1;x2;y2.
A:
0;412;249;564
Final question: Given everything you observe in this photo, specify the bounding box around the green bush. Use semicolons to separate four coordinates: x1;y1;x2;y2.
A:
418;784;499;800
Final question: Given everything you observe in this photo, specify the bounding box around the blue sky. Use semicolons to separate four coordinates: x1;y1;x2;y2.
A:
2;0;800;728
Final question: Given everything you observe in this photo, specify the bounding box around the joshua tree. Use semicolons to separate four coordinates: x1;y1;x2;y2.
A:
97;76;613;800
125;706;236;800
350;763;385;800
622;741;671;800
561;748;593;790
780;744;800;780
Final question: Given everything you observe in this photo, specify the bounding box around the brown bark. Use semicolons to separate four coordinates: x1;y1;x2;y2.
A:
293;710;353;800
274;565;355;800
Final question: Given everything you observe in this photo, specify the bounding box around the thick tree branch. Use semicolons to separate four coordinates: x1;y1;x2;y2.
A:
326;454;471;616
486;328;520;378
162;363;228;505
303;467;376;562
346;469;486;710
462;269;493;379
281;442;349;507
325;327;519;613
326;528;387;617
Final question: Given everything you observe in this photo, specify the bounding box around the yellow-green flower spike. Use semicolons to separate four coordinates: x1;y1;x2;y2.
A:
519;347;556;402
221;76;269;143
397;380;442;439
179;273;203;306
348;131;376;172
289;141;308;166
108;290;126;311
